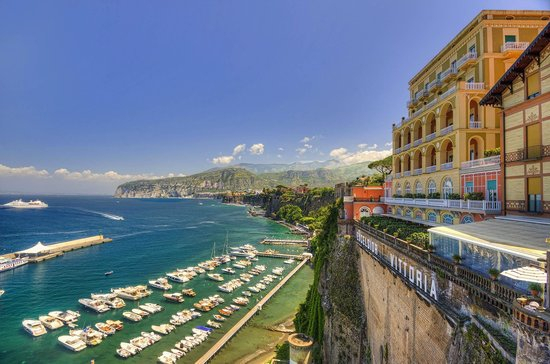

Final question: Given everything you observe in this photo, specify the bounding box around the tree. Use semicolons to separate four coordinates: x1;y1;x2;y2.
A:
276;204;303;224
368;156;393;176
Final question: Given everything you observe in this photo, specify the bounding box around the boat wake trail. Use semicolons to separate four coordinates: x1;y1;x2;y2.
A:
76;208;125;221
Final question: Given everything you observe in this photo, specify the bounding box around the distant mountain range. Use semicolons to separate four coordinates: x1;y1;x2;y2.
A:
114;161;374;198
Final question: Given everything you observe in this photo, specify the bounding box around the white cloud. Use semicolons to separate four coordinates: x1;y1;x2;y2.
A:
329;147;391;165
232;144;246;156
52;168;170;181
357;143;368;150
278;147;284;151
300;136;311;143
249;143;264;155
0;164;50;178
304;143;312;149
212;155;234;164
368;144;378;150
384;141;392;147
296;147;307;156
277;154;282;158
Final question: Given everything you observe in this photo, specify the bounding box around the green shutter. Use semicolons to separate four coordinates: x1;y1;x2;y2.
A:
504;35;516;43
487;180;496;190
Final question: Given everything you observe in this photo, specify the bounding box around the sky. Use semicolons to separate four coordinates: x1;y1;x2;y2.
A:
0;0;548;194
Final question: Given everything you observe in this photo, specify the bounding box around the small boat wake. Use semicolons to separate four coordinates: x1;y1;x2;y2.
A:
75;208;125;221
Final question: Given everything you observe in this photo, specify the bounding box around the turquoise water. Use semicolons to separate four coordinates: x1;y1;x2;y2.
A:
0;196;303;363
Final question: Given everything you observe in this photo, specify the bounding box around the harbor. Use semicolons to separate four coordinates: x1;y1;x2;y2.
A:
260;238;309;247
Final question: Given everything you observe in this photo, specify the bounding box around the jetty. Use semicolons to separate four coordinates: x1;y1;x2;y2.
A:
260;238;309;247
195;257;310;364
1;235;112;262
256;251;308;260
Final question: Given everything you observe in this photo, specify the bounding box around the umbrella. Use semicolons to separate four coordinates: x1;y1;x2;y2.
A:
500;266;547;283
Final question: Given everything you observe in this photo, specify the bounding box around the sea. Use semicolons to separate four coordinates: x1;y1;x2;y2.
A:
0;195;306;363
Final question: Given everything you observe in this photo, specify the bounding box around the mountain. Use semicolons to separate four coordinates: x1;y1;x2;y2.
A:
232;160;341;174
114;161;376;198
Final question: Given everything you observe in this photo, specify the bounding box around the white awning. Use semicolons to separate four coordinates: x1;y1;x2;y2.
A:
19;242;50;254
500;266;547;284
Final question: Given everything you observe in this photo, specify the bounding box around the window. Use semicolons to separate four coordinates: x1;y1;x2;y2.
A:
428;180;437;195
442;213;454;225
405;182;411;195
405;209;412;218
415;181;423;195
467;77;474;83
360;207;371;218
526;123;541;159
395;183;402;196
451;60;457;70
427;212;437;223
442;178;453;199
528;177;542;213
437;72;442;81
461;215;474;224
465;181;474;193
526;72;540;99
486;180;497;201
504;35;516;43
415;210;423;220
469;45;476;54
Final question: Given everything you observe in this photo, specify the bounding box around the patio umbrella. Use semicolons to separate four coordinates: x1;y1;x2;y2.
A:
500;266;547;283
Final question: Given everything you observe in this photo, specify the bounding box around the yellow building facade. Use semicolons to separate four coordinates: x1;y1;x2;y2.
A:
481;22;550;217
386;10;550;225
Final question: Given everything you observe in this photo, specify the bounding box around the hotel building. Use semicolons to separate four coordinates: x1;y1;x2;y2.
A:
481;22;550;217
385;10;550;225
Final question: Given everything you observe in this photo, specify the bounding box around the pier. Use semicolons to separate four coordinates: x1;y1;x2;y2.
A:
255;251;307;260
1;235;112;262
196;257;310;364
260;238;309;247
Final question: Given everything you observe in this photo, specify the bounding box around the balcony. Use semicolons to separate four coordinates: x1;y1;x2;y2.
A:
425;132;436;142
426;165;436;173
426;79;442;92
415;89;428;101
383;197;501;213
457;51;477;70
439;85;457;100
440;66;458;82
440;125;454;136
501;42;529;57
403;170;411;177
395;147;401;154
413;139;422;147
413;168;423;176
424;97;438;110
460;155;500;170
441;162;453;170
395;172;401;179
407;99;416;109
469;121;482;129
412;107;424;118
403;143;411;151
463;82;485;91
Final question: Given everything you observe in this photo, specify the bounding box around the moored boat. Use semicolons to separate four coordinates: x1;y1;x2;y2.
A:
58;335;87;352
149;277;173;290
122;311;142;322
207;273;224;282
22;319;47;337
95;322;116;335
39;315;64;330
163;292;184;303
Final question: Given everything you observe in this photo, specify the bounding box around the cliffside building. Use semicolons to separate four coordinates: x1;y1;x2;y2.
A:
336;183;386;221
386;10;550;225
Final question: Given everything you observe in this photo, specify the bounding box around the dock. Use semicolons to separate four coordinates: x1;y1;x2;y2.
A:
1;235;112;262
260;238;309;247
256;251;307;260
195;257;310;364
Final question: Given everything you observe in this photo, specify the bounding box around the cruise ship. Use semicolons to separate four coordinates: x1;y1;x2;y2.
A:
3;199;48;209
0;257;29;273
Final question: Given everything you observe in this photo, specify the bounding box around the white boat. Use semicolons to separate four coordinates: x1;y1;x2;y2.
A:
158;351;177;364
95;322;116;335
166;272;190;283
117;348;133;358
78;298;110;313
164;292;185;303
123;311;142;322
0;257;29;273
0;289;4;296
121;342;141;355
221;267;236;274
49;310;80;323
39;315;64;330
132;308;150;317
58;335;87;352
284;259;295;264
3;199;48;209
22;319;47;337
207;273;224;282
149;277;173;290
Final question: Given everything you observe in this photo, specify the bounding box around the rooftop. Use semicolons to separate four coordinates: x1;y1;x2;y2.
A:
429;218;550;261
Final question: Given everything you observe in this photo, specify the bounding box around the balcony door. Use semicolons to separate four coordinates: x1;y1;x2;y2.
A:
486;180;497;201
527;177;542;213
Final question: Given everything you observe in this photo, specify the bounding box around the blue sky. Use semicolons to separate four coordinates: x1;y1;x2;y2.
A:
0;0;548;194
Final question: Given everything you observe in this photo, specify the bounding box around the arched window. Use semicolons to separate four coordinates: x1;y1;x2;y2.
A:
427;211;437;222
373;206;384;215
396;208;403;216
395;183;402;196
405;209;412;218
359;206;371;218
405;182;411;195
427;180;437;195
415;181;423;195
442;213;454;225
415;210;423;220
442;178;453;199
461;215;474;224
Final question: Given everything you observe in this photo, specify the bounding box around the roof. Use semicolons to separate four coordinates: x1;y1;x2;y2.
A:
429;218;550;262
19;242;50;254
480;21;550;106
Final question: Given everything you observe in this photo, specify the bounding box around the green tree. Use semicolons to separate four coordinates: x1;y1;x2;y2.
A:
277;204;303;224
368;156;393;177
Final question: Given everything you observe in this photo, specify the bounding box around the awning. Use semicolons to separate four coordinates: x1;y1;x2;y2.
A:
500;266;547;284
18;242;50;254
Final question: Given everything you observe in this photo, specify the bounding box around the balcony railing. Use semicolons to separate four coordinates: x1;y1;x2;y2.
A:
441;162;453;170
413;168;422;176
412;107;424;118
439;85;457;100
415;89;428;100
383;197;501;212
413;139;422;147
426;79;441;92
461;155;500;170
457;51;477;69
425;165;436;173
463;82;485;90
469;121;482;129
501;42;529;53
440;66;457;81
395;172;401;179
403;143;411;151
425;97;438;109
395;147;401;154
403;170;411;177
425;132;436;142
440;125;453;136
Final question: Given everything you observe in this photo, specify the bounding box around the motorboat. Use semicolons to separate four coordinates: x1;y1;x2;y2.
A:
130;336;151;349
105;271;114;276
149;277;173;290
120;342;141;355
284;259;295;264
117;348;133;358
70;327;103;346
141;302;164;313
248;286;260;293
242;290;252;297
90;293;126;309
171;348;186;359
206;320;222;329
39;315;64;330
95;322;116;335
158;351;177;364
219;308;232;316
233;262;246;269
78;298;110;313
122;311;143;322
163;292;184;303
221;267;236;274
207;273;224;282
233;297;249;306
106;320;124;331
181;288;196;297
58;335;87;352
166;272;190;283
22;319;47;337
48;310;80;323
152;324;174;335
130;308;148;317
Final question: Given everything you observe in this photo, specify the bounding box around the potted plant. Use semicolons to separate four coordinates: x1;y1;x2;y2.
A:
426;243;435;252
452;254;462;264
529;282;542;297
488;268;500;281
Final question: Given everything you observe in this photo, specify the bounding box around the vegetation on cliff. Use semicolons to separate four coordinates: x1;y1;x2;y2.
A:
360;216;430;249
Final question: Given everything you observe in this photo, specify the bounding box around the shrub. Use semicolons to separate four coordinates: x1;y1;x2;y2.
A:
488;268;500;279
413;193;426;199
452;254;462;264
528;282;542;293
484;147;500;157
464;192;484;201
393;194;403;198
403;193;414;198
408;232;429;248
447;193;461;200
427;192;441;199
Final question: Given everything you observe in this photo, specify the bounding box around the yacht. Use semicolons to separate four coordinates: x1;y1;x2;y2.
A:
166;272;189;283
284;258;295;264
122;311;143;322
48;310;80;324
91;293;126;309
39;315;64;330
111;286;150;301
221;267;235;274
95;322;116;335
78;298;110;313
163;292;185;303
58;335;87;352
207;273;224;282
3;199;48;209
22;319;47;337
149;277;173;290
